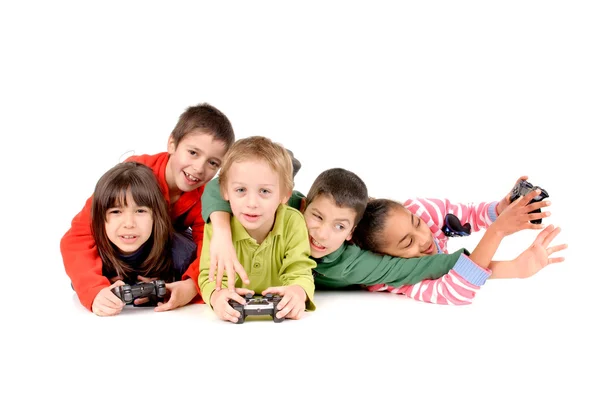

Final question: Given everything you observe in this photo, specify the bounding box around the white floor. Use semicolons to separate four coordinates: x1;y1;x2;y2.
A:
2;1;598;397
7;245;599;397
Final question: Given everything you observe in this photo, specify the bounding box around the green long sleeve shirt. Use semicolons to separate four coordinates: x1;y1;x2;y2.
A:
201;178;462;289
198;204;317;310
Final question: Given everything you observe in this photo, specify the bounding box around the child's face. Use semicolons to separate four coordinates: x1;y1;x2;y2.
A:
223;158;289;242
105;190;153;254
166;130;228;193
303;195;356;258
378;206;436;258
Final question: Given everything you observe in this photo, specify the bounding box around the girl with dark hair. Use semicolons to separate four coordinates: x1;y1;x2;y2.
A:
88;162;196;316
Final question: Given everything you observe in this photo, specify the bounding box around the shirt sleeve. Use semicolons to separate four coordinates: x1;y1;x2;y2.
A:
404;198;499;233
327;245;467;287
201;177;232;223
59;196;110;311
366;254;491;305
279;211;317;311
198;222;219;308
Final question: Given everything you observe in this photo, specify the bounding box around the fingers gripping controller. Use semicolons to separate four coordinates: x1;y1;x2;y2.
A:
228;293;284;324
111;280;167;306
509;180;549;224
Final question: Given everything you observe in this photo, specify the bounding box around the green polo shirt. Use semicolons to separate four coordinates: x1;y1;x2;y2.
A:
199;204;316;310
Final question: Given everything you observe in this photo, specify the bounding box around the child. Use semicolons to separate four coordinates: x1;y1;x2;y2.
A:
89;162;197;316
60;103;235;314
351;177;567;304
202;168;492;294
197;136;316;323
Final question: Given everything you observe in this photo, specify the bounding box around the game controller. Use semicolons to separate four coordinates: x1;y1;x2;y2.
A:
111;280;167;306
228;293;283;324
442;214;472;237
509;180;549;224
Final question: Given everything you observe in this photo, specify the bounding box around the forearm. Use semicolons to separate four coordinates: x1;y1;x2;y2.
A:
211;212;233;235
468;225;504;269
488;260;521;279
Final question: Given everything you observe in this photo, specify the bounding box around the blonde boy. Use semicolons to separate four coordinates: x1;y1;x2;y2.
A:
198;136;316;323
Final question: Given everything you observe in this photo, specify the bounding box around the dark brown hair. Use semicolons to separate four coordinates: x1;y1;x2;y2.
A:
170;103;235;150
91;162;174;283
306;168;368;227
352;198;404;253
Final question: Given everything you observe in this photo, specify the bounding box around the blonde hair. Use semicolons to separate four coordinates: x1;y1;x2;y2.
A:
219;136;293;198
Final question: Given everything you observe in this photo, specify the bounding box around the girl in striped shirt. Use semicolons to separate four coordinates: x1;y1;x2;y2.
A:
351;177;568;305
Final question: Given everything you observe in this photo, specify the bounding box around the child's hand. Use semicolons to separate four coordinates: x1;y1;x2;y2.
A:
92;280;126;316
262;285;307;320
514;224;567;278
210;288;255;323
208;227;250;291
133;275;157;306
496;175;528;215
491;188;551;237
155;279;197;312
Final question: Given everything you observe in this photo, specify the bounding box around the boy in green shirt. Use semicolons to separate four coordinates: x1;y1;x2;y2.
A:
202;168;479;293
197;136;316;323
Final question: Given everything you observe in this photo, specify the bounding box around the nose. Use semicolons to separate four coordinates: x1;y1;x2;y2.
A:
192;158;205;175
313;225;329;242
123;211;136;228
246;192;259;208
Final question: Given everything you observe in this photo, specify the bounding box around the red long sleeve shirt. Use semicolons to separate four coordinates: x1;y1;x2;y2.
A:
60;152;206;310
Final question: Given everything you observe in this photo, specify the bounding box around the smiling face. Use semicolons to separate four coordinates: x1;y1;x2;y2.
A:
303;194;357;258
223;158;289;243
377;206;436;258
104;190;153;254
165;129;228;195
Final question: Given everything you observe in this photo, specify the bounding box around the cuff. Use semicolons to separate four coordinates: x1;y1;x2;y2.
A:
454;254;492;286
487;201;499;223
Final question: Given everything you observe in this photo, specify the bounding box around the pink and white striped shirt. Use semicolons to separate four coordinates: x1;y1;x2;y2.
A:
366;198;499;305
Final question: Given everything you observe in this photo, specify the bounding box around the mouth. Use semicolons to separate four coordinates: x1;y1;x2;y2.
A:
309;236;327;252
242;213;260;222
119;235;139;243
183;171;201;185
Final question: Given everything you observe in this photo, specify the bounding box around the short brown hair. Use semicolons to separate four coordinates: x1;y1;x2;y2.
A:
91;162;174;283
306;168;368;227
218;136;293;198
170;103;235;150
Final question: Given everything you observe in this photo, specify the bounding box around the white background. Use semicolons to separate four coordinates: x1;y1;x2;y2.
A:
1;1;598;397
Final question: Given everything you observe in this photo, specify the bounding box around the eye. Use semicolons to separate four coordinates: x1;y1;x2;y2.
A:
235;187;246;193
209;160;220;168
335;224;345;231
108;209;121;214
404;238;413;249
312;213;322;221
136;208;149;214
260;188;271;195
188;150;197;156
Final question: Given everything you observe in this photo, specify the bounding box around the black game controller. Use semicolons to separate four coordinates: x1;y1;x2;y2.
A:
111;280;167;306
509;180;549;224
228;293;283;324
442;214;472;237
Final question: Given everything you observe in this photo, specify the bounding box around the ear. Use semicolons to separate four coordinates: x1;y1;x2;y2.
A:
280;189;292;205
167;136;176;155
223;190;229;201
345;226;356;241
